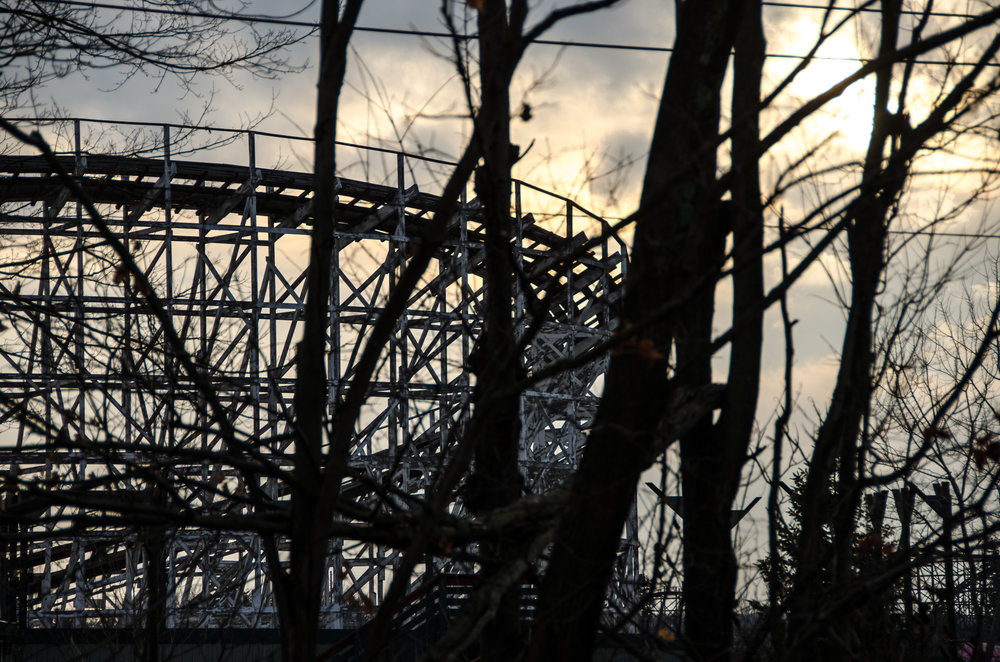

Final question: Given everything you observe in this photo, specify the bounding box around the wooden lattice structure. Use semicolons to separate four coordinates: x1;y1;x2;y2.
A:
0;119;631;632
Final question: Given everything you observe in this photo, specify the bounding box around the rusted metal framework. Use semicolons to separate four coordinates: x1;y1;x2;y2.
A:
0;119;630;632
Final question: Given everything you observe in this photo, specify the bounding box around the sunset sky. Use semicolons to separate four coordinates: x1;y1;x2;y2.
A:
11;0;1000;576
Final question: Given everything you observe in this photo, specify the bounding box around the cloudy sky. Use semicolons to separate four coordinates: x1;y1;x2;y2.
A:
11;0;1000;574
19;1;1000;439
22;1;958;216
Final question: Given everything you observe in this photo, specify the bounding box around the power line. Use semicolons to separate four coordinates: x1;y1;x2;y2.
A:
762;1;981;20
765;223;1000;241
11;0;1000;66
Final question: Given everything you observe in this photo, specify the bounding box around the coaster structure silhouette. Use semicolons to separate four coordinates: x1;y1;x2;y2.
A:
0;118;633;633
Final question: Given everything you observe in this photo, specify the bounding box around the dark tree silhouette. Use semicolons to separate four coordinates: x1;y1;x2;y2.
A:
6;2;1000;662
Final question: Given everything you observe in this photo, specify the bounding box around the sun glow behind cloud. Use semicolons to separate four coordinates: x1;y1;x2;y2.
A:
769;15;878;155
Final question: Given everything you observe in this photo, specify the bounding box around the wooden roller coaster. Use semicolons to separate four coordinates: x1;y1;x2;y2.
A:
0;118;632;637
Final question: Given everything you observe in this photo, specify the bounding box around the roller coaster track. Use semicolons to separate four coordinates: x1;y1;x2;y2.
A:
0;120;631;634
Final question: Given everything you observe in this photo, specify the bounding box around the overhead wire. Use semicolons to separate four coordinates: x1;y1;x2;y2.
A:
762;1;984;20
7;0;1000;66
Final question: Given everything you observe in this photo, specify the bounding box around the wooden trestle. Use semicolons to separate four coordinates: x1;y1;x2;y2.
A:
0;119;632;633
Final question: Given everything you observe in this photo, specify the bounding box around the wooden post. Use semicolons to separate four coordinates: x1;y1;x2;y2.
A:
934;482;956;638
893;485;914;622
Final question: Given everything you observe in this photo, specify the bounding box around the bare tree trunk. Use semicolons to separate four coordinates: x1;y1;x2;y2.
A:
680;4;765;660
274;2;362;660
358;3;623;656
526;356;673;662
790;3;901;659
143;524;167;662
463;2;525;659
528;3;742;660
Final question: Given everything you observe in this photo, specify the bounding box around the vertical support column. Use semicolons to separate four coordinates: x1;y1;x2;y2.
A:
16;511;24;632
375;152;411;600
623;500;640;618
0;487;24;642
19;172;57;629
565;202;578;464
386;152;406;458
166;538;177;630
327;148;344;624
617;208;638;610
197;209;207;452
514;182;527;465
915;481;956;634
248;132;261;440
459;189;471;430
73;119;85;448
264;159;280;625
327;159;341;436
600;220;609;330
865;490;888;533
160;124;175;627
618;226;628;283
125;546;135;613
162;124;175;449
936;482;956;637
437;183;452;453
38;189;54;625
246;132;263;627
398;153;409;466
143;490;167;662
71;120;88;626
73;544;85;627
194;209;210;618
39;185;56;628
122;203;134;449
266;198;279;432
162;125;173;305
893;484;914;622
565;201;574;320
